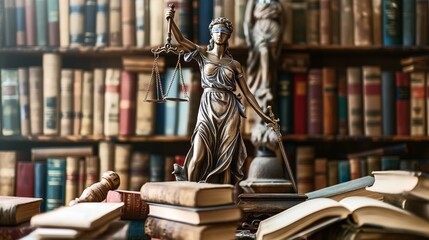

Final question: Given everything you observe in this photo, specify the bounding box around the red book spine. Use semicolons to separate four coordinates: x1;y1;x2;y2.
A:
294;73;308;134
119;71;137;135
396;72;410;135
15;162;35;197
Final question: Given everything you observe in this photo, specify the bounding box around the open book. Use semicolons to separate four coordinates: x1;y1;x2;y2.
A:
255;196;429;240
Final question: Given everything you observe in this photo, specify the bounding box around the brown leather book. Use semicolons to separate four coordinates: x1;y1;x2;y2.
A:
372;0;382;45
319;0;331;45
340;0;353;45
106;189;148;220
347;67;363;136
416;0;428;46
29;67;43;135
306;0;320;45
322;67;337;135
25;0;36;46
296;146;315;194
129;151;150;191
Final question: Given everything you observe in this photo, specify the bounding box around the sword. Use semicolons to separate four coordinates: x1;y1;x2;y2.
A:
266;106;297;193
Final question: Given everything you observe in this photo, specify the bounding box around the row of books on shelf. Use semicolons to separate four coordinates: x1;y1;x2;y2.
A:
288;0;428;47
0;54;202;137
266;64;429;137
295;145;429;194
0;144;187;212
0;0;248;49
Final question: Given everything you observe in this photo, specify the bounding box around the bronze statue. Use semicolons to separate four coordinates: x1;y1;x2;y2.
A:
167;8;277;184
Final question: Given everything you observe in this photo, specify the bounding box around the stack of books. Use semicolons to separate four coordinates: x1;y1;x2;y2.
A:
23;202;123;239
0;196;42;239
254;170;429;240
141;181;242;240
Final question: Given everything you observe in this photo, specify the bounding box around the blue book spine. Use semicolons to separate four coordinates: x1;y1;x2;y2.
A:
84;0;97;46
381;155;400;170
198;0;213;45
164;68;179;136
155;74;166;135
150;154;165;182
383;0;402;46
35;0;47;46
399;159;419;171
338;160;351;183
46;158;66;211
34;161;47;212
402;0;416;46
278;72;293;134
382;71;396;136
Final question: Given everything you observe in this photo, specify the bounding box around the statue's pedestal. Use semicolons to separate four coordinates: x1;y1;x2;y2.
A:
237;193;307;231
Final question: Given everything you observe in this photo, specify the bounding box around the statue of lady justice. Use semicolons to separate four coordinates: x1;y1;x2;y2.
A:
167;9;278;184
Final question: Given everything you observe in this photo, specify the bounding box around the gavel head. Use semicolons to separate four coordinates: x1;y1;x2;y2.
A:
102;171;121;190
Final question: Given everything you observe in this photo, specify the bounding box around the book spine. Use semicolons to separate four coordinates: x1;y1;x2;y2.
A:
109;0;122;46
337;70;348;135
347;67;363;136
106;190;149;220
382;0;402;46
198;0;213;44
59;0;69;47
15;161;34;197
119;71;137;136
28;67;43;135
95;0;108;46
353;0;372;46
47;0;59;46
150;154;165;182
381;155;400;170
85;156;99;187
46;158;66;211
69;0;85;47
98;141;114;179
1;69;21;136
35;0;47;46
322;67;337;135
176;68;192;136
337;160;350;183
402;0;416;46
348;157;361;180
121;0;136;46
381;71;396;136
43;53;61;135
306;0;320;45
65;156;79;206
135;73;155;135
104;69;120;136
60;69;74;136
291;0;307;44
84;0;97;46
293;73;308;134
0;0;5;47
363;66;382;136
340;0;353;45
130;152;150;191
16;0;26;46
18;68;30;136
0;152;18;196
93;68;105;136
77;157;85;198
319;0;331;45
4;0;17;47
372;0;382;45
135;0;146;46
410;71;426;136
415;0;428;46
307;69;323;135
277;72;293;134
34;161;47;211
366;156;381;173
73;69;83;135
80;71;94;135
296;146;315;193
164;68;180;136
314;158;327;190
115;144;132;190
330;0;340;44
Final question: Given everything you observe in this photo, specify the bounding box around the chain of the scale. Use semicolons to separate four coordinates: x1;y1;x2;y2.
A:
144;53;165;102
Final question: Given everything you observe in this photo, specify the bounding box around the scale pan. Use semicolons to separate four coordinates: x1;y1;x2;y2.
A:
144;99;167;103
164;97;189;102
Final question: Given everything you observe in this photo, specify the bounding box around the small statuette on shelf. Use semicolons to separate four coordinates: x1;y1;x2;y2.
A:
69;171;121;206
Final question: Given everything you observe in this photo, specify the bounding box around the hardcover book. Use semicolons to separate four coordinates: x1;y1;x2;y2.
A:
0;196;42;226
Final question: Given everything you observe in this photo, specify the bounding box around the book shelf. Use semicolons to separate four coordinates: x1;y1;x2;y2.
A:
0;0;428;213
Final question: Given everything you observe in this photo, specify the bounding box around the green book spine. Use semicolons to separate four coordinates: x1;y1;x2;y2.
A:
46;158;66;211
1;69;21;136
35;0;47;46
0;0;4;47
